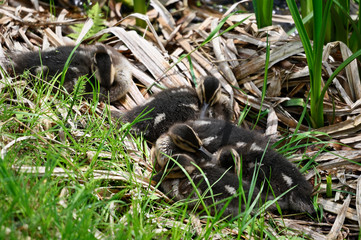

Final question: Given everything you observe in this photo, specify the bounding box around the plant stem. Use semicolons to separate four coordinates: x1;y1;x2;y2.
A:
134;0;147;28
253;0;274;28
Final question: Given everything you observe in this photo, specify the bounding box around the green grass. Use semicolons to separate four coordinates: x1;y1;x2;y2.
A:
0;65;320;238
299;0;361;53
68;3;109;42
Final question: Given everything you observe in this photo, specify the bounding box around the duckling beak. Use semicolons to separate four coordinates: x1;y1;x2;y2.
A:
199;146;213;158
199;103;210;119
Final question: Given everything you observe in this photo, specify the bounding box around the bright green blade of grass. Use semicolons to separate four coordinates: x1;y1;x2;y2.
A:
286;0;314;65
253;34;270;129
320;48;361;102
326;174;333;197
310;0;326;128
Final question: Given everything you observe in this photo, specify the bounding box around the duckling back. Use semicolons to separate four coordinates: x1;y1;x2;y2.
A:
215;145;314;213
122;86;200;142
7;46;92;87
184;118;266;152
121;77;233;143
4;44;131;102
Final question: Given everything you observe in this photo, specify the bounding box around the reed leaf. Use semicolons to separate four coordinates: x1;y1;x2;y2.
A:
253;0;274;28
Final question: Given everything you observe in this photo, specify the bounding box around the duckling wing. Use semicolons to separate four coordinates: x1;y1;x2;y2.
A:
8;46;93;92
185;119;262;152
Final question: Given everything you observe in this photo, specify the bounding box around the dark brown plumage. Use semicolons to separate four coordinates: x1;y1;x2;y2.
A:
183;118;267;152
153;118;315;214
4;43;132;102
214;145;315;214
120;76;232;142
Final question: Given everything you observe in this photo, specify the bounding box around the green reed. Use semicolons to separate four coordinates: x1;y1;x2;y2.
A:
252;0;274;28
287;0;361;127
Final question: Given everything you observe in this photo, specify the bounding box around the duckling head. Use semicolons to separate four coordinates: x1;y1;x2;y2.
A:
91;48;115;89
215;146;241;175
91;44;132;102
196;76;222;118
168;124;202;152
168;124;213;158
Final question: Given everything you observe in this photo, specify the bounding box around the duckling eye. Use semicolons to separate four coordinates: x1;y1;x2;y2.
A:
196;77;222;106
206;86;221;106
196;84;205;104
173;137;197;153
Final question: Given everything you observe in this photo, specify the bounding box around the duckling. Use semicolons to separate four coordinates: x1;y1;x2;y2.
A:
120;76;232;142
4;43;131;102
151;123;213;172
214;146;315;214
153;153;259;218
151;119;268;171
154;119;314;213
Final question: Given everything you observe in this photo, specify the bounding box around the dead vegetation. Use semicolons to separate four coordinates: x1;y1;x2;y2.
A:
1;0;361;238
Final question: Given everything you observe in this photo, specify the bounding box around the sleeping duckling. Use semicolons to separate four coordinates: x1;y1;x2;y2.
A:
214;146;315;214
120;76;232;142
153;153;258;218
4;43;131;102
155;119;314;213
151;123;213;172
176;119;314;213
151;119;266;171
